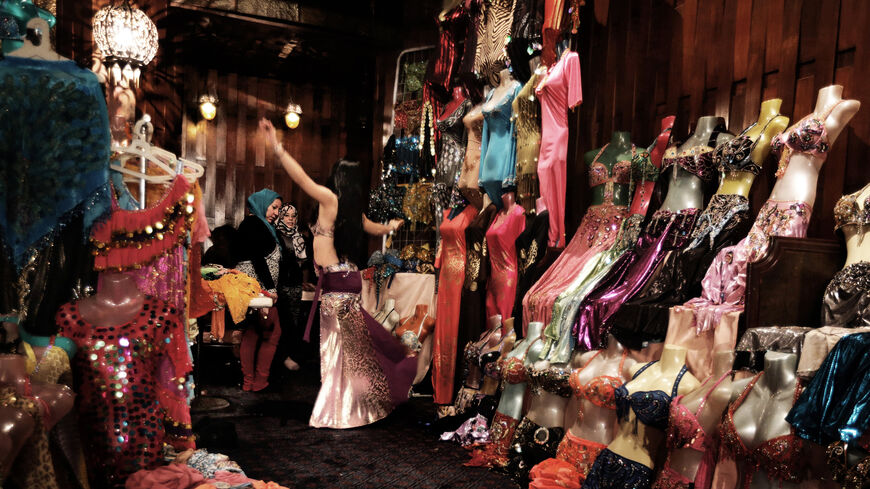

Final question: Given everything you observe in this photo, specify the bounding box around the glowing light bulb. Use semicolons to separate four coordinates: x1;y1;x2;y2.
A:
285;111;300;129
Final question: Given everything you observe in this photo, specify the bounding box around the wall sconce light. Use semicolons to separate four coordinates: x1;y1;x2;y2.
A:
285;102;302;129
92;0;158;87
199;94;218;121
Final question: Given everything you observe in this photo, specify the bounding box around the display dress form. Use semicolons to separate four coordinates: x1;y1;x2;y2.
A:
529;335;636;488
58;273;193;487
673;86;861;350
436;88;472;187
479;69;522;208
467;321;546;468
614;106;786;355
536;49;583;247
473;0;514;87
455;203;499;391
545;118;674;359
523;131;634;332
573;120;729;352
719;352;807;489
822;182;870;327
582;345;700;489
485;192;526;325
459;103;485;209
514;64;545;213
433;205;479;405
652;350;735;489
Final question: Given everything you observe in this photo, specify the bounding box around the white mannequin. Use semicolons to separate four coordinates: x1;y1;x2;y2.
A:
494;321;545;419
840;183;870;268
659;116;733;212
482;69;520;113
606;345;700;468
375;298;400;331
769;85;860;206
730;351;806;489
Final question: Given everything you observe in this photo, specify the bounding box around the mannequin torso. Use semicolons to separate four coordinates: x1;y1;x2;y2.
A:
588;132;634;207
78;273;146;328
526;359;571;427
769;85;860;206
376;298;401;331
480;329;516;396
629;116;675;216
395;304;435;354
0;354;74;430
841;184;870;267
716;99;789;197
440;86;467;122
496;321;545;419
660;116;733;212
607;345;700;468
483;69;521;113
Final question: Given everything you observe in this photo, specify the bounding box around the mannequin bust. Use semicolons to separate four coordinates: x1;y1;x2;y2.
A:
730;351;806;488
716;99;789;197
526;359;572;428
664;350;735;482
463;314;504;390
587;132;634;207
659;116;733;212
0;404;34;478
0;354;74;430
375;298;400;331
459;102;485;207
536;197;548;215
769;85;860;206
491;191;518;225
480;329;516;396
567;334;636;444
440;86;467;122
606;345;700;468
629;116;676;216
394;304;435;355
495;321;545;419
483;69;521;113
841;184;870;267
79;273;146;328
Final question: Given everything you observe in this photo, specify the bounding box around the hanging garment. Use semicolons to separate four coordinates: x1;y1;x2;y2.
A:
473;0;515;87
485;204;526;322
436;99;472;186
479;82;521;207
513;72;543;213
426;3;469;100
505;0;544;82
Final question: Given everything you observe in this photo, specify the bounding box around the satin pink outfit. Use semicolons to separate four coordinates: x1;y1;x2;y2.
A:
433;205;477;404
537;50;583;247
485;204;526;326
523;146;631;331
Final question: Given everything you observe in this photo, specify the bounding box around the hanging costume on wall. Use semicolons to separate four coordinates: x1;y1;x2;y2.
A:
473;0;515;87
513;72;543;213
0;56;111;336
433;205;478;404
505;0;544;82
485;204;526;323
479;82;521;207
511;210;551;337
427;2;469;101
436;99;472;187
536;50;582;247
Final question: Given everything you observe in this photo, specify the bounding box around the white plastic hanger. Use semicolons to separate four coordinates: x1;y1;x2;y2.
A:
6;17;67;61
110;117;202;184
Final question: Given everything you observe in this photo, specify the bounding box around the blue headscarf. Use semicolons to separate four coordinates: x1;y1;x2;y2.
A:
247;189;281;244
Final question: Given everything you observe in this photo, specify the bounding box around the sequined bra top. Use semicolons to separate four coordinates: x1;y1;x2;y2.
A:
771;101;845;178
614;361;688;432
833;184;870;232
588;144;634;188
569;349;628;410
665;371;732;453
528;363;574;398
500;337;541;385
661;144;718;182
718;372;805;489
713;116;785;176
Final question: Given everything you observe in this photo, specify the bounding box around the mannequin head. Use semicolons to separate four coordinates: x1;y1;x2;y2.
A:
501;191;516;210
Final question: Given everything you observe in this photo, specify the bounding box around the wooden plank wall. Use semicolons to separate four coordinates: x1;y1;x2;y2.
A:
567;0;870;240
180;70;348;229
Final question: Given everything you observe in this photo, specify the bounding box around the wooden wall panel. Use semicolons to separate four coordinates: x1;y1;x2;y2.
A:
569;0;870;240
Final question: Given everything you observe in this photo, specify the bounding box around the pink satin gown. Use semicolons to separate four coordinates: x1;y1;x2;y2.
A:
485;204;527;327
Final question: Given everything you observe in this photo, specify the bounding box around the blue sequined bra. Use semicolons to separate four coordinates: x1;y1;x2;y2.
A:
614;361;688;431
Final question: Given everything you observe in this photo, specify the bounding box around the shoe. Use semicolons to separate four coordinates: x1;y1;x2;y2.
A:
283;357;300;371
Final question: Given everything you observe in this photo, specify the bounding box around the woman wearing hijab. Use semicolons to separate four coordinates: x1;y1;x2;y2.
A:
234;189;283;391
274;203;310;371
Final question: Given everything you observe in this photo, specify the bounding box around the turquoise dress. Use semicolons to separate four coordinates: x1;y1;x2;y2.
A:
479;82;521;209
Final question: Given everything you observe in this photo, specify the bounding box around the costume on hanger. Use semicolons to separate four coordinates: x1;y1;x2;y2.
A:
456;204;499;389
458;109;485;209
719;372;806;489
652;371;732;489
436;99;472;186
433;205;478;404
305;258;417;429
523;143;632;333
536;50;582;247
505;0;543;82
473;0;515;87
427;3;469;100
485;204;526;322
513;72;543;213
529;350;629;488
58;297;193;486
479;83;521;207
512;210;551;336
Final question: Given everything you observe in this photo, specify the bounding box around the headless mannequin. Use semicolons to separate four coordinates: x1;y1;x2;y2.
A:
395;304;435;355
483;69;521;113
375;298;401;331
439;86;467;122
567;334;636;444
480;328;516;396
716;99;789;197
769;85;860;205
659;116;733;212
463;314;504;389
607;345;700;468
460;102;485;206
491;192;518;227
495;321;545;419
0;354;74;430
0;355;34;479
665;350;735;482
527;357;573;428
841;184;870;267
629;116;676;216
730;351;805;489
588;132;634;207
79;273;146;328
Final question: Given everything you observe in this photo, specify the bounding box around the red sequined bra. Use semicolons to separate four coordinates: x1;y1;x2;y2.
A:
718;372;806;489
90;177;195;271
569;349;629;411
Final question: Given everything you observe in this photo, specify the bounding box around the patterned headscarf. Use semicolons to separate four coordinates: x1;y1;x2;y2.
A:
275;203;307;260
